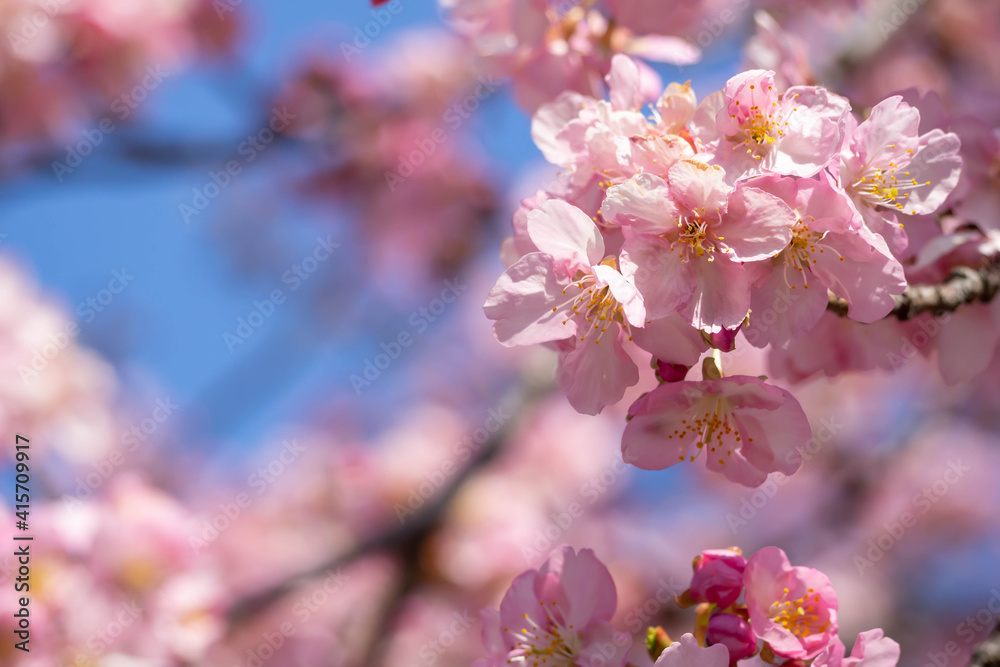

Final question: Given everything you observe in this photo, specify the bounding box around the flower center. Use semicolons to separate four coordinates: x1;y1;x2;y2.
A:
668;215;724;263
667;394;745;468
507;602;582;666
851;151;931;215
770;587;831;639
728;86;793;160
777;218;844;290
557;261;634;345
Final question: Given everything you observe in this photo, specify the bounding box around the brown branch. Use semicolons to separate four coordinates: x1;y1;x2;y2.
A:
828;260;1000;321
970;623;1000;667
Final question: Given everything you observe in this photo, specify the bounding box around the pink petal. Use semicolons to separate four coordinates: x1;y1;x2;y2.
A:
654;633;730;667
717;185;795;261
558;331;639;415
903;129;963;215
620;236;693;319
550;547;618;627
607;54;644;112
594;263;646;327
531;91;591;165
527;199;606;271
622;383;704;470
626;35;701;65
682;257;751;332
844;629;900;667
602;173;679;235
668;159;732;213
631;314;709;366
484;253;578;346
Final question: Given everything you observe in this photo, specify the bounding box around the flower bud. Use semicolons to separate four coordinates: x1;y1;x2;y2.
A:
690;548;746;608
706;612;757;662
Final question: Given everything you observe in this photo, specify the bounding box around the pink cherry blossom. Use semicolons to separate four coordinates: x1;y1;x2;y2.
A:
485;198;705;414
601;160;796;332
622;375;810;486
531;56;695;219
655;633;730;667
691;69;851;184
442;0;700;111
834;96;963;255
689;548;747;608
743;546;838;659
476;546;630;667
741;174;906;348
812;629;901;667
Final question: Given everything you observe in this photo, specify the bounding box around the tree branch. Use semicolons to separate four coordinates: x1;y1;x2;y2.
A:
224;376;551;629
828;260;1000;320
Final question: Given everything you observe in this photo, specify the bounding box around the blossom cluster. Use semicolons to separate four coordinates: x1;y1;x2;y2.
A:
485;55;962;486
0;0;236;145
440;0;702;111
473;546;900;667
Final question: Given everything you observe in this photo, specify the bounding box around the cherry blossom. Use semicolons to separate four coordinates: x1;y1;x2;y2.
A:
833;96;963;255
602;162;796;332
475;546;629;667
741;174;906;348
622;375;810;486
743;546;838;659
442;0;700;111
485;198;705;414
691;69;851;184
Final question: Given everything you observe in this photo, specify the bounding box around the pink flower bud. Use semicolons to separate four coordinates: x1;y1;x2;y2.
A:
706;612;757;662
690;549;747;608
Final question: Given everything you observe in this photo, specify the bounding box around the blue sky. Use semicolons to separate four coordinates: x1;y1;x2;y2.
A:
0;0;745;452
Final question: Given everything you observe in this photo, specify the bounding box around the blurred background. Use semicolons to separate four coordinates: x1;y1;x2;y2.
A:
0;0;999;665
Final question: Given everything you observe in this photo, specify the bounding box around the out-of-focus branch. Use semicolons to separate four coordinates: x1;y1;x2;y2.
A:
827;260;1000;320
225;374;551;629
970;623;1000;667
